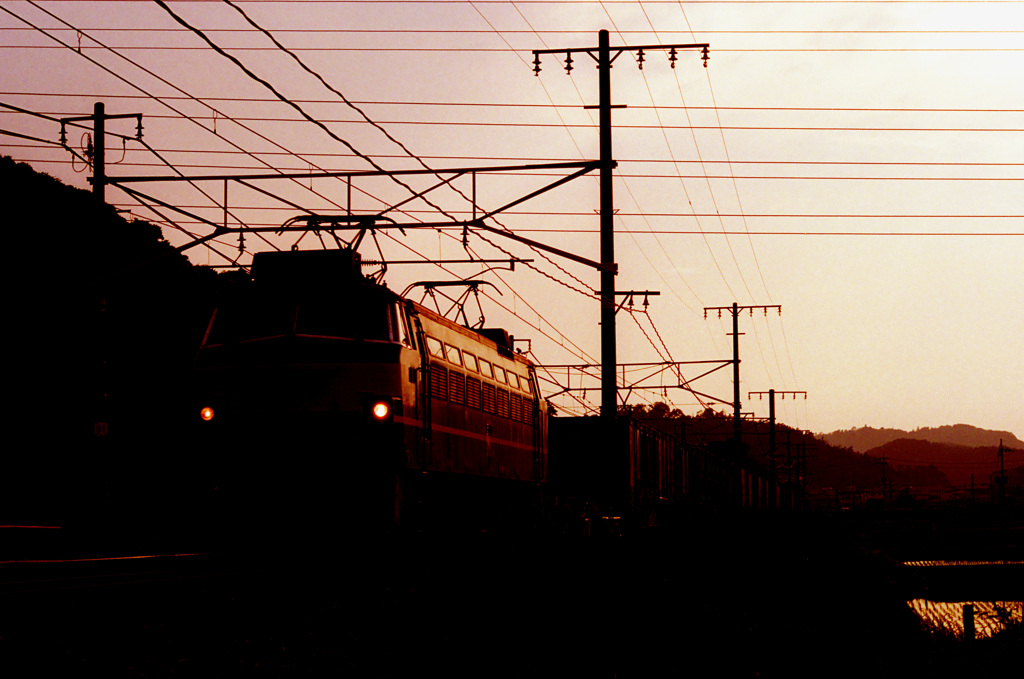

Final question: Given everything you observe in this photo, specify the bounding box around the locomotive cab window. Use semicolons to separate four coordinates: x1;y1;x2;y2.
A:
478;359;493;380
392;303;413;347
294;302;388;340
507;372;520;390
493;366;506;384
207;294;402;345
463;352;479;373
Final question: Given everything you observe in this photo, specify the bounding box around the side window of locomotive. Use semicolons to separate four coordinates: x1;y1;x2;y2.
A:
493;365;507;384
520;374;533;395
478;358;493;380
463;352;479;373
444;344;462;366
426;336;444;359
506;372;520;391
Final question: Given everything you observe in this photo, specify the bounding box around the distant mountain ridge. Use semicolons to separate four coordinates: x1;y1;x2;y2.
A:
822;424;1023;454
863;439;1023;487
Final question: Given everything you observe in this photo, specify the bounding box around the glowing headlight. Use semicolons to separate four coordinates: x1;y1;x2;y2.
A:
200;406;215;422
371;401;391;420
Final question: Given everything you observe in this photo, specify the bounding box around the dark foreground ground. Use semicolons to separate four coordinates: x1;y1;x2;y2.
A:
2;515;1021;678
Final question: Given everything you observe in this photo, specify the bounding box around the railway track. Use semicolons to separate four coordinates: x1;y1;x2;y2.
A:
0;551;229;597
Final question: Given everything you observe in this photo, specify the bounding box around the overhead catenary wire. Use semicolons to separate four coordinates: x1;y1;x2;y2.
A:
141;0;607;375
9;0;598;297
198;0;603;299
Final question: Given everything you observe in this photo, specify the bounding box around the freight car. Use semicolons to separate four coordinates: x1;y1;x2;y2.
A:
192;247;547;535
548;416;685;531
546;415;783;533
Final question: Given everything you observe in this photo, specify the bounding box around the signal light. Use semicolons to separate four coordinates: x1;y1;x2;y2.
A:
371;401;390;421
200;406;215;422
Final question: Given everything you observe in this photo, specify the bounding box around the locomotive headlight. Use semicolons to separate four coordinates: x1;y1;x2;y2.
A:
200;406;215;422
371;401;391;421
362;395;397;423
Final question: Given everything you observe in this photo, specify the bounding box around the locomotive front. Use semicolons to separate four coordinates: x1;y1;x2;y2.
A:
191;249;422;534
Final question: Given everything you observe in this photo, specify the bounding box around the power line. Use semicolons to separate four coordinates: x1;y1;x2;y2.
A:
151;0;437;208
7;43;1022;53
6;26;1022;35
53;113;1018;132
3;4;372;211
7;92;1021;114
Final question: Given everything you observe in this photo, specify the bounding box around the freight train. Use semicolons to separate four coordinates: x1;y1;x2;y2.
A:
190;246;782;537
192;247;546;534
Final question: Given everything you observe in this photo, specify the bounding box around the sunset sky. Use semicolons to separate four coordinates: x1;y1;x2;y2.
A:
2;0;1021;438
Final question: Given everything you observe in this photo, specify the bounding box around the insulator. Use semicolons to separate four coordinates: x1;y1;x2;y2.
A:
532;53;542;76
636;48;645;70
701;45;710;68
668;47;678;69
565;52;574;74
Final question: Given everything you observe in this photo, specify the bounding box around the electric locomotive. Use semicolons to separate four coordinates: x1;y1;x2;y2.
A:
192;247;547;534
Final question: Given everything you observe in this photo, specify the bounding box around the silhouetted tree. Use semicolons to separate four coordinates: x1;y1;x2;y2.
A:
3;156;226;528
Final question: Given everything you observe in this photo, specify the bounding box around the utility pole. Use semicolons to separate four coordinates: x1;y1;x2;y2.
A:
880;453;888;508
60;102;143;204
534;32;709;418
705;303;782;445
93;102;105;202
996;438;1007;507
748;389;807;487
799;439;809;510
786;428;794;500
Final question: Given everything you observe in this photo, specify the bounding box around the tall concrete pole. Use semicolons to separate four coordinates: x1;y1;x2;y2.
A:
93;101;105;203
731;302;741;441
598;30;617;419
534;35;709;419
